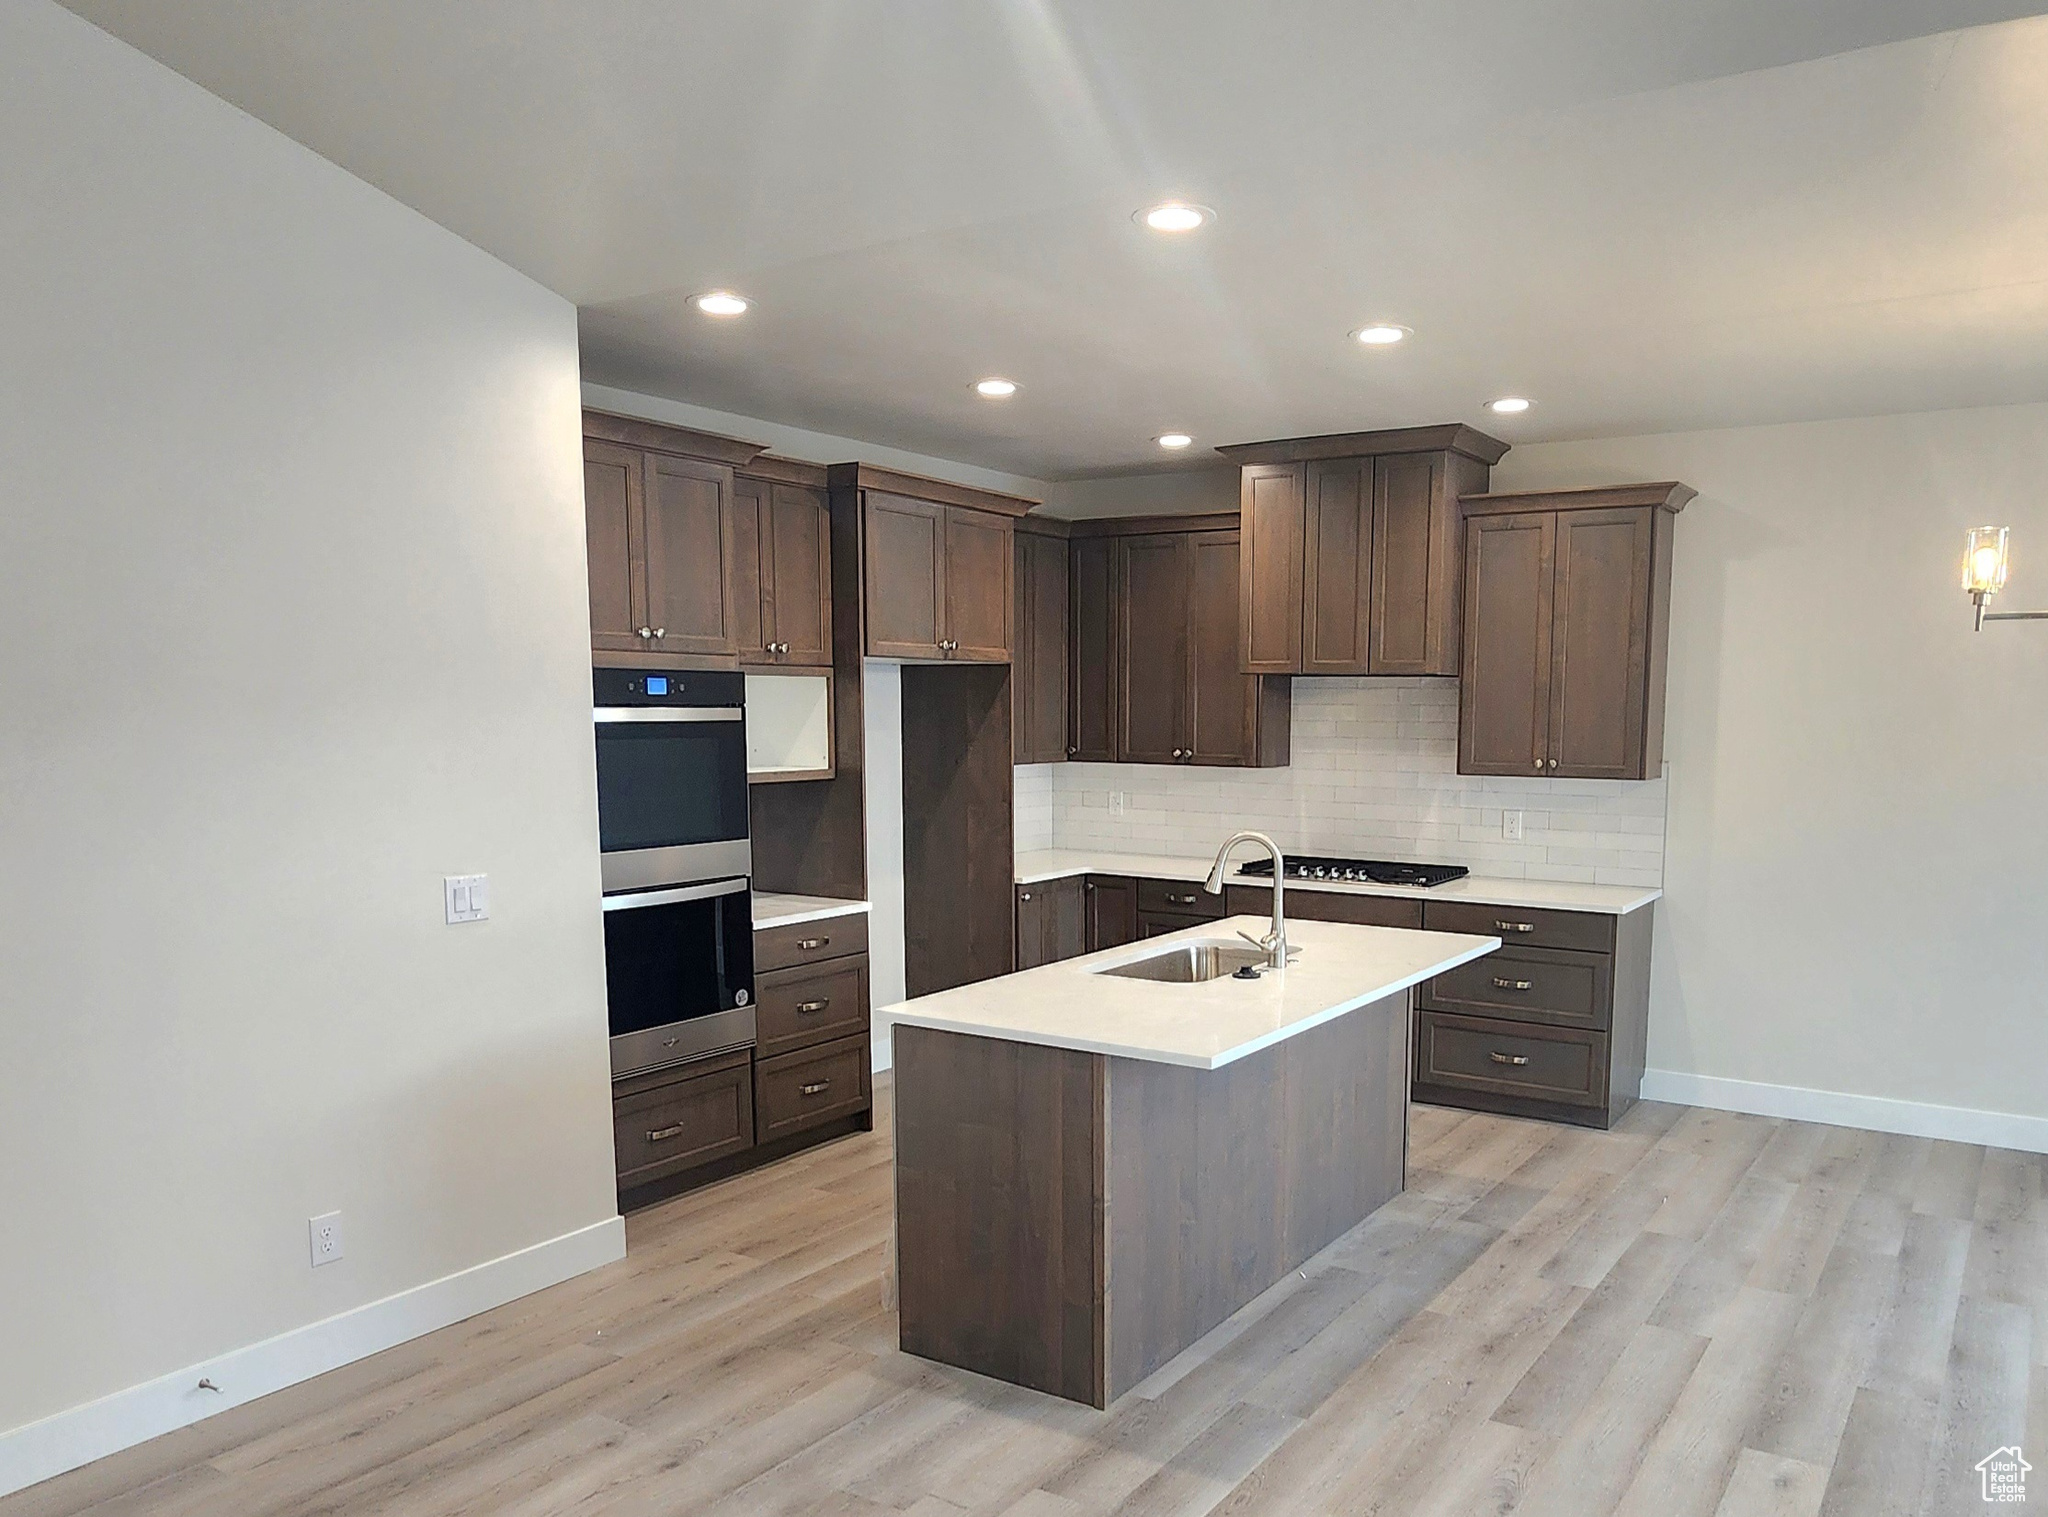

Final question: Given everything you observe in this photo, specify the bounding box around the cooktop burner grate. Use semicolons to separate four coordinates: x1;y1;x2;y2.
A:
1235;854;1470;889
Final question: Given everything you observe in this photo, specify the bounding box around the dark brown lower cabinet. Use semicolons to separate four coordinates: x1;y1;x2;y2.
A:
1133;877;1225;939
612;1053;755;1191
1083;875;1136;951
1015;876;1086;970
616;921;874;1208
1223;884;1422;929
1412;900;1652;1129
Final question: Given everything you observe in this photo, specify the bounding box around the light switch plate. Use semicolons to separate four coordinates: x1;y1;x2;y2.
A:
309;1212;344;1267
1109;792;1127;817
1502;811;1524;842
444;874;489;924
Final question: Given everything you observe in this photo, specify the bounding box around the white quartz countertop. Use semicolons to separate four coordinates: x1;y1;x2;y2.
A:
1012;848;1660;916
879;915;1499;1070
752;892;870;930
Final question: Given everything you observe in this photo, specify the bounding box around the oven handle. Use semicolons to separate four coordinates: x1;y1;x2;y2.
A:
602;877;749;912
594;707;742;724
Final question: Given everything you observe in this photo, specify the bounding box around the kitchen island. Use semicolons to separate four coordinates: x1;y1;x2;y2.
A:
879;915;1498;1407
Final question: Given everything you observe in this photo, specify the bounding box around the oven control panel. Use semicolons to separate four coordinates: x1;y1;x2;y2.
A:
593;667;745;708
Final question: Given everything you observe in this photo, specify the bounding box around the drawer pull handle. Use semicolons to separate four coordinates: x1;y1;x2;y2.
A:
796;937;829;951
1489;1052;1531;1067
1495;921;1537;934
646;1123;690;1143
1492;977;1535;991
799;1079;832;1097
796;999;831;1014
1166;893;1197;906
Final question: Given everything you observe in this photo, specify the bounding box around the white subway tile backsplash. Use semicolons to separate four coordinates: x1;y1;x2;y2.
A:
1035;678;1665;885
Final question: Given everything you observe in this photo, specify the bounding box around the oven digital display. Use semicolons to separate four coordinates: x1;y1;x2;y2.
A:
644;676;669;696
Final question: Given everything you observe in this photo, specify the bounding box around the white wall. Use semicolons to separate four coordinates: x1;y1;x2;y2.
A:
1491;404;2048;1136
0;1;618;1489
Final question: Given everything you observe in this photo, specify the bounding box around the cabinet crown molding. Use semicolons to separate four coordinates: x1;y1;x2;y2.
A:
582;409;770;468
1215;423;1510;467
827;462;1040;517
1458;481;1695;518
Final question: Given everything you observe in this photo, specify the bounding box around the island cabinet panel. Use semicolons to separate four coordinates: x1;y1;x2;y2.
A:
584;440;647;655
1416;899;1654;1129
892;992;1410;1408
894;1026;1107;1406
1457;483;1689;781
1068;538;1119;762
1014;876;1086;970
1083;875;1137;951
1013;527;1071;763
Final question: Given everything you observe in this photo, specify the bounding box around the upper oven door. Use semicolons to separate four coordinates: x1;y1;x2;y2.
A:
594;707;750;890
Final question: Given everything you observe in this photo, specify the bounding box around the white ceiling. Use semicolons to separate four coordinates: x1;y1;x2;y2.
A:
60;0;2048;478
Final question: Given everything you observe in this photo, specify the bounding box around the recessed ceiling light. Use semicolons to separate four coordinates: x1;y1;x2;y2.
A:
1136;202;1214;233
693;290;750;317
1353;324;1411;346
1488;396;1533;415
1157;433;1194;449
974;377;1019;398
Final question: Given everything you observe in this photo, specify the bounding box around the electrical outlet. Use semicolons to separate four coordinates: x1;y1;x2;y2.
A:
1502;810;1524;842
309;1212;344;1268
443;874;489;924
1109;791;1127;817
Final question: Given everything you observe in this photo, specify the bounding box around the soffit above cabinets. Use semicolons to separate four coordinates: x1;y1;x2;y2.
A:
62;1;2048;476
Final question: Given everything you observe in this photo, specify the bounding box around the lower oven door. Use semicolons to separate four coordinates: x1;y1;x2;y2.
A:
602;877;757;1078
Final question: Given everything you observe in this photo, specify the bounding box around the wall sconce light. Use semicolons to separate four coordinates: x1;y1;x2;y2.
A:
1964;526;2048;630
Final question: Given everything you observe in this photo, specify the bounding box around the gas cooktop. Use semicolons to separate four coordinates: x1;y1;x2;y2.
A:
1235;854;1470;889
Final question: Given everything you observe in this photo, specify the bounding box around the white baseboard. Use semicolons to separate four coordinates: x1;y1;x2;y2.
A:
1640;1069;2048;1154
0;1216;626;1500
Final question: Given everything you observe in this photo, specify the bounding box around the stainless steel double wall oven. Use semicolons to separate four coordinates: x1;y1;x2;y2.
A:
594;667;755;1078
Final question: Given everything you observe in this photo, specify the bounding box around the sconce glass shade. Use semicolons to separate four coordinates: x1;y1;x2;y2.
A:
1964;526;2010;596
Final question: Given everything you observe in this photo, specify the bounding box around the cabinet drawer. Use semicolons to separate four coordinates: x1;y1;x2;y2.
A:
614;1053;755;1188
756;1034;870;1142
1422;900;1614;955
1136;879;1223;919
1415;1012;1605;1109
755;912;869;973
1226;884;1423;930
1422;947;1611;1030
756;956;869;1059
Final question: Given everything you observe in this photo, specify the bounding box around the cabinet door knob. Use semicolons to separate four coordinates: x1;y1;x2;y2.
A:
1549;758;1559;769
638;627;653;640
1019;891;1032;901
653;627;666;639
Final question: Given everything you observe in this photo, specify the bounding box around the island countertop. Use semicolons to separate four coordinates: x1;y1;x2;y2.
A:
877;915;1499;1070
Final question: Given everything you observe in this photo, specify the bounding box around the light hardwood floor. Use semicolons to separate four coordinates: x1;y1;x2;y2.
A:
8;1084;2041;1517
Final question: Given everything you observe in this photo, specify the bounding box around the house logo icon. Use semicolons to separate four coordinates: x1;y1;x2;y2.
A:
1977;1446;2030;1503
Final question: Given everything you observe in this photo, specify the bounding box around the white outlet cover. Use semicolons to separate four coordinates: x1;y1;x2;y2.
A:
309;1212;344;1267
1502;811;1524;842
1109;792;1127;817
443;874;489;924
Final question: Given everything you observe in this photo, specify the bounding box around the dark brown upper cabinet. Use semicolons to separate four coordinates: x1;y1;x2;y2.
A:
733;462;832;668
1013;521;1071;764
829;464;1034;663
1219;425;1508;678
1068;535;1119;763
581;411;770;665
1084;519;1288;769
1457;483;1691;781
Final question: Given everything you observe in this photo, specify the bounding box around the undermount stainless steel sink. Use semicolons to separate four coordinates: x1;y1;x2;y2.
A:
1094;940;1272;983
